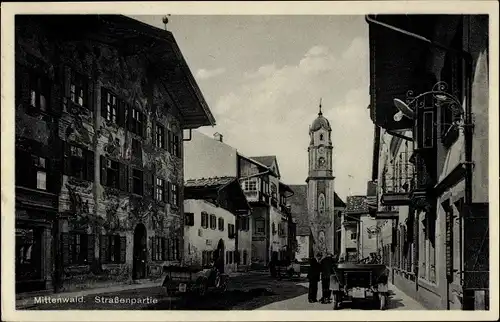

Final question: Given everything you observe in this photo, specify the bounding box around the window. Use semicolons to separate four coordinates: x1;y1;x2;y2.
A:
350;232;357;240
69;233;89;265
255;219;265;234
33;156;47;190
132;169;143;195
70;72;88;108
155;123;165;149
244;179;258;191
131;139;141;158
106;159;119;189
185;213;194;226
272;222;277;235
102;235;124;264
152;236;166;261
201;212;209;229
171;183;179;206
29;73;50;112
228;224;235;239
63;144;94;181
103;91;118;123
239;217;249;231
209;215;217;230
166;238;180;261
320;134;324;141
171;133;180;157
229;251;233;264
129;107;143;136
155;178;166;202
218;218;225;231
243;250;248;265
70;146;84;179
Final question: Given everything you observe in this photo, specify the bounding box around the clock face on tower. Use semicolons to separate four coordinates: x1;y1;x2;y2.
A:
318;146;325;155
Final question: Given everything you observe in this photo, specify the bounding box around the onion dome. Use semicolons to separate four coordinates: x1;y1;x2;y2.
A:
310;100;331;132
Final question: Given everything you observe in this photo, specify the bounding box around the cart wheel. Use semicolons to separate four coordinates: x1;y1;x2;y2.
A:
379;293;387;310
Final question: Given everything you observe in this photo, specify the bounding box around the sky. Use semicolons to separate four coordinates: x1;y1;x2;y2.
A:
132;15;374;201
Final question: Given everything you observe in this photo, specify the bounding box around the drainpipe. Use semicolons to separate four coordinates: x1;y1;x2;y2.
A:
366;13;475;304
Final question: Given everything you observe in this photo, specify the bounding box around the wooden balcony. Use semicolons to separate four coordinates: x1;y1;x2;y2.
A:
381;152;415;206
243;190;269;206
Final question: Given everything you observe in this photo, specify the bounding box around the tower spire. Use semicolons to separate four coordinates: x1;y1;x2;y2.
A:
319;98;323;116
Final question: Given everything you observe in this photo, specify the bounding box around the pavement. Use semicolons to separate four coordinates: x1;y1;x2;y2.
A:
258;281;426;310
15;272;425;310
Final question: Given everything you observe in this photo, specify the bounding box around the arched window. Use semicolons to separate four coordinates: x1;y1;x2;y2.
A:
318;193;326;214
320;134;324;141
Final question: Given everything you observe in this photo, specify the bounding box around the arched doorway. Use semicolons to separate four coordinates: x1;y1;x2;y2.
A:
133;224;147;280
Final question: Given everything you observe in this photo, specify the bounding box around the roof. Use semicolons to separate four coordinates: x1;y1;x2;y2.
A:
21;14;215;129
310;112;332;132
184;176;251;212
345;195;369;214
185;176;235;189
288;185;310;235
250;155;281;178
335;193;347;208
250;156;276;168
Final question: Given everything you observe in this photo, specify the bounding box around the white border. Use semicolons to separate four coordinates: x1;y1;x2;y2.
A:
1;1;499;321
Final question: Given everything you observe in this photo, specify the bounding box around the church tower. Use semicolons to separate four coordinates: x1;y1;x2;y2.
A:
306;100;336;256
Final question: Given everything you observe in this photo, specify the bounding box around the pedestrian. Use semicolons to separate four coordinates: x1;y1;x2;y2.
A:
307;253;321;303
320;253;332;304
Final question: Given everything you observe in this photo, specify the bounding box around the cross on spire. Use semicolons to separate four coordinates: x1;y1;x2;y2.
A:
319;98;323;116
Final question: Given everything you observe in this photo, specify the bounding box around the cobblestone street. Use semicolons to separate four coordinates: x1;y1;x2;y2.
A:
19;272;424;310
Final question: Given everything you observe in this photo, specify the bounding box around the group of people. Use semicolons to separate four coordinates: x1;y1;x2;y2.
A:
307;252;339;304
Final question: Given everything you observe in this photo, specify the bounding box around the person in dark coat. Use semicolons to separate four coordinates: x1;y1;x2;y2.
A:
307;254;321;303
320;254;333;303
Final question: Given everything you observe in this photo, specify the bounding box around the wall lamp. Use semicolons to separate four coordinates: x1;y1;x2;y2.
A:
393;81;468;129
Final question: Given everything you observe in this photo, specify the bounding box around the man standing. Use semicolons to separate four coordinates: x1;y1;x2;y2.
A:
320;253;332;304
308;253;321;303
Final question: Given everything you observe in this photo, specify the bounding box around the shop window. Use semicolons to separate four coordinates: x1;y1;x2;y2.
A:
15;227;42;280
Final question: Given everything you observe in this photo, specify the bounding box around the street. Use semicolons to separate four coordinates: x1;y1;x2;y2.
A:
21;272;424;310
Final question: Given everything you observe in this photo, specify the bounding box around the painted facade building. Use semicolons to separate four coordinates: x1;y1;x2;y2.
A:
15;15;215;293
183;177;251;273
367;15;489;310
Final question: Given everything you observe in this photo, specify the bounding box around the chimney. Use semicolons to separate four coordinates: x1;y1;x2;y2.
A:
213;132;223;143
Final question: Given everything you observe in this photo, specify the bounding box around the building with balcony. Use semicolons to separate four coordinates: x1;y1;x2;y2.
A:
366;14;489;310
239;155;295;267
183;177;251;273
15;15;215;294
183;132;295;269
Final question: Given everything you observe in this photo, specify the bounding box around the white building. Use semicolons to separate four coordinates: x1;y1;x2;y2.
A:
183;177;250;273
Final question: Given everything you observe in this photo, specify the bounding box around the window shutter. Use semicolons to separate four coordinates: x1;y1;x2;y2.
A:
118;163;128;192
87;234;95;264
61;232;70;266
100;155;107;186
86;149;95;181
117;99;126;128
100;235;108;263
141;113;147;138
167;129;172;154
119;236;127;263
100;88;107;120
151;174;156;199
127;104;133;132
151;121;156;146
63;141;72;175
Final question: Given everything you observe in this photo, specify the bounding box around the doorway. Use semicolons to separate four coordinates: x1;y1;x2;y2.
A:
215;239;225;273
133;224;147;280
